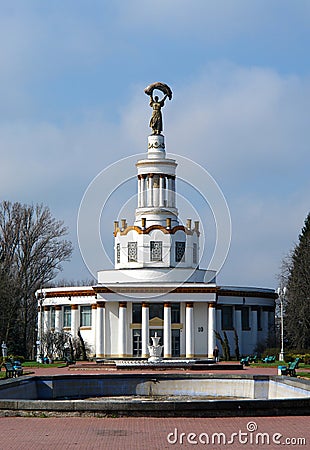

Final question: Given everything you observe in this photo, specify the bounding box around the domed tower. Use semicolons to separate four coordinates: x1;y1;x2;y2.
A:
113;83;200;273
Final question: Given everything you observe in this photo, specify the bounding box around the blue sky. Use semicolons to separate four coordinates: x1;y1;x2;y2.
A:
1;1;309;288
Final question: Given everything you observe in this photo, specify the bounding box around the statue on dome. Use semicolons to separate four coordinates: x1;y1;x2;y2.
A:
144;82;172;135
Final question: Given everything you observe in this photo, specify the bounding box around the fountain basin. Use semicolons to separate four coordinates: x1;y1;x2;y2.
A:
0;374;309;417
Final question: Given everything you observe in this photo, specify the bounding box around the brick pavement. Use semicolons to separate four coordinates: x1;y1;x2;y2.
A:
0;416;309;450
0;364;309;449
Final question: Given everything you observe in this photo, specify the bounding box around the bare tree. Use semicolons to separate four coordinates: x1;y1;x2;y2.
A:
0;201;73;357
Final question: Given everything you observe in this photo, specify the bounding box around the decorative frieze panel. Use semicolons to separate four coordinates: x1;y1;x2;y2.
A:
150;241;162;261
128;242;137;262
175;241;185;262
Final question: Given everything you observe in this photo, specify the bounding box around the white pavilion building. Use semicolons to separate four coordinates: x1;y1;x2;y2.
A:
37;95;276;360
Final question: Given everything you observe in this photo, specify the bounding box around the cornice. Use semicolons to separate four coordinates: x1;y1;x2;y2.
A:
44;290;95;298
218;288;277;299
93;286;218;294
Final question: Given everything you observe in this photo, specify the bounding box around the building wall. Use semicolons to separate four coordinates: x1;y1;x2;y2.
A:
37;287;275;360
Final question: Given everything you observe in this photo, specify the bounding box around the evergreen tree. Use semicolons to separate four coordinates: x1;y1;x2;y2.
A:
284;213;310;349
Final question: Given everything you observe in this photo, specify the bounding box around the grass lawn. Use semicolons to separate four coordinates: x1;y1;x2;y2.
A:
296;372;310;379
249;362;310;369
22;361;66;368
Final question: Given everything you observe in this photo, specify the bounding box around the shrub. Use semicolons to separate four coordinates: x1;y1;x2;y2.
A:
285;352;310;364
261;348;280;359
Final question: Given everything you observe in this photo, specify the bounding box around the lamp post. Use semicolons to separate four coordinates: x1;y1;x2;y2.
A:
35;289;46;362
277;286;287;362
1;341;7;360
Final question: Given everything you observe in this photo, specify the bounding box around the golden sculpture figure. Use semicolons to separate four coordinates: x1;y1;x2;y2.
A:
144;82;172;135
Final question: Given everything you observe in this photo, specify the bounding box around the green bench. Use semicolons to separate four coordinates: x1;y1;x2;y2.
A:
3;360;23;378
240;354;258;366
12;360;23;376
262;355;276;363
280;358;300;377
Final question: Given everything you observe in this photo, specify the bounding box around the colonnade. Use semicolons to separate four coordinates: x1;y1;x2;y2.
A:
39;302;222;359
138;174;176;209
112;301;216;359
38;301;273;359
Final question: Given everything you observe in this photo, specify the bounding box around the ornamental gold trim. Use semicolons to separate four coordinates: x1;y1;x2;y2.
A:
114;224;200;237
148;141;165;149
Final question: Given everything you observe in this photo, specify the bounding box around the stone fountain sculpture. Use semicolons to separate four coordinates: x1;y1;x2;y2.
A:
148;332;164;363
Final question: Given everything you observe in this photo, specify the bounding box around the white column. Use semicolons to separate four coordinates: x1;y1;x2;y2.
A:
43;306;51;334
186;302;194;358
91;304;97;355
167;176;172;207
159;175;165;207
235;308;242;356
148;175;154;206
118;302;127;357
71;304;79;337
55;306;62;332
172;177;176;207
208;303;216;358
141;303;149;358
141;175;146;207
138;176;141;207
96;302;105;358
154;177;159;207
164;303;172;358
37;306;42;339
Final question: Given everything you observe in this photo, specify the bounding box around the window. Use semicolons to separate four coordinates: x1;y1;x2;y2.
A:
149;303;164;320
172;329;180;357
80;306;92;327
257;308;262;330
132;303;142;323
63;306;71;327
128;242;137;262
221;306;233;330
242;307;250;330
171;303;180;323
175;241;185;262
116;243;120;263
51;307;55;329
132;330;142;357
150;241;162;261
193;243;198;265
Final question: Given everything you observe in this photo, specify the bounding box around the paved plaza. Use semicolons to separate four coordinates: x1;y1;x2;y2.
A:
0;416;309;449
0;364;309;449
